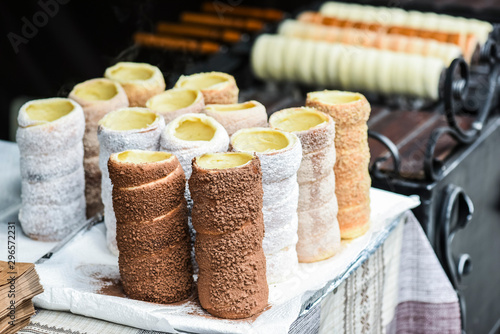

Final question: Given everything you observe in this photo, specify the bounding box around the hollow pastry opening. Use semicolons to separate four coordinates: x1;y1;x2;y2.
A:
206;101;256;112
117;150;172;164
176;72;230;90
197;152;253;169
147;88;200;112
25;99;74;123
108;63;155;81
308;91;363;105
73;80;118;101
232;128;290;153
99;108;159;131
271;107;328;132
174;116;216;141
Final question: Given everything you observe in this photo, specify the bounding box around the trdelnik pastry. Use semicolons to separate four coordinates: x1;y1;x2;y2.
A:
189;152;268;319
69;78;129;217
306;90;371;239
270;107;340;263
175;71;239;104
231;127;301;283
97;107;164;255
108;150;193;303
160;113;229;180
160;113;229;269
17;98;86;241
205;100;268;136
105;62;165;107
146;88;204;124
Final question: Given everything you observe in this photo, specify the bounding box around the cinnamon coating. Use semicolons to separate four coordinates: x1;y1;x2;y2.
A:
108;150;193;304
189;153;268;319
251;34;445;100
306;90;372;239
319;2;493;44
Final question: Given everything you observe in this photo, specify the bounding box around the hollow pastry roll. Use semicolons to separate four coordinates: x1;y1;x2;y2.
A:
160;113;229;269
69;78;129;217
270;107;340;263
278;19;462;65
205;100;268;136
231;127;302;283
146;88;204;124
17;98;86;241
174;72;238;104
160;113;229;179
189;152;268;319
306;90;371;239
98;108;164;254
251;34;446;99
108;150;193;303
320;1;493;44
104;62;166;107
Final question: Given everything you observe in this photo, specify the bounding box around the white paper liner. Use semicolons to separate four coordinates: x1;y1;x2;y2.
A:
34;188;419;333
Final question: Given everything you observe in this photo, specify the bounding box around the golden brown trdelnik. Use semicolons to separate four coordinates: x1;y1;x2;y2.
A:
306;90;372;239
175;72;239;104
108;150;193;303
146;88;205;124
204;100;268;136
189;153;268;319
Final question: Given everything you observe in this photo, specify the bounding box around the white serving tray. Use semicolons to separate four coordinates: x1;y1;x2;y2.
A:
32;188;419;334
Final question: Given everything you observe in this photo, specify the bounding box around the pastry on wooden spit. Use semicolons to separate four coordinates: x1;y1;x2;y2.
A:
269;107;340;263
108;150;193;303
98;108;164;255
319;1;493;44
146;88;204;124
174;72;238;104
306;90;371;239
231;128;301;283
104;62;165;107
189;152;268;319
278;20;463;64
251;34;445;100
68;78;129;217
205;100;268;136
17;98;86;241
297;11;480;62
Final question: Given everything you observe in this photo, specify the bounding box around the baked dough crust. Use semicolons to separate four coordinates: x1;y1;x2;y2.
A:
175;72;238;104
270;107;340;262
105;62;166;107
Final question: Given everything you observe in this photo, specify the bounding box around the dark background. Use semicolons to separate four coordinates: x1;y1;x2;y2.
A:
2;0;500;142
0;0;310;142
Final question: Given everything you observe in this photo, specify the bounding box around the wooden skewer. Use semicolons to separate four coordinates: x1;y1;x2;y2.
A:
156;22;242;43
180;12;264;32
201;2;284;22
133;32;221;54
